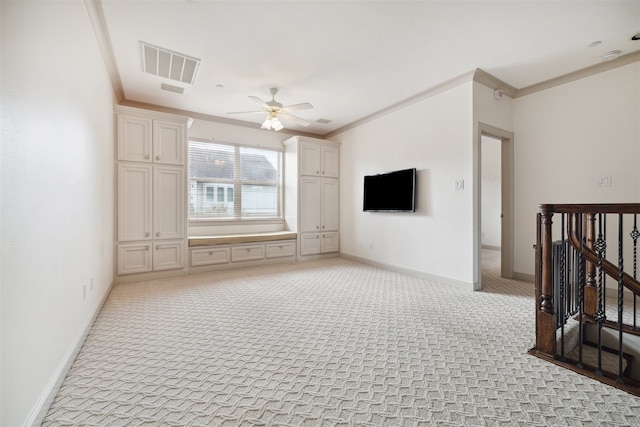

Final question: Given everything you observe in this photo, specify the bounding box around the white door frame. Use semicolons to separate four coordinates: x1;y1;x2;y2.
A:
477;123;515;281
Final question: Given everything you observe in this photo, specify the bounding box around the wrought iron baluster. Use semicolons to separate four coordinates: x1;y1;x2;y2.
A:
560;214;567;359
631;214;639;330
594;213;606;375
617;213;624;383
577;214;584;368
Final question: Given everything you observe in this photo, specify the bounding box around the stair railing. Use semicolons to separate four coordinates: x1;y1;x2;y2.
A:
534;204;640;388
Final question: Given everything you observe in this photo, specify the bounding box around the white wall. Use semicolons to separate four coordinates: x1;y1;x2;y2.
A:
1;2;115;425
335;81;476;289
513;62;640;276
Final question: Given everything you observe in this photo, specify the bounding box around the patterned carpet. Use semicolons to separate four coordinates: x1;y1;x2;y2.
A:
42;251;640;426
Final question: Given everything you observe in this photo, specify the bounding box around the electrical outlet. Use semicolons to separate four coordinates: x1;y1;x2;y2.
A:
595;175;612;187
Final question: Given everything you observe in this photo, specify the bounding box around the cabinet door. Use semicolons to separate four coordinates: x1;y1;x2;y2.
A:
321;145;339;178
321;179;339;232
300;177;321;232
118;242;152;274
118;164;152;241
300;234;321;255
153;120;185;165
321;232;339;253
117;115;152;162
153;241;185;271
299;143;321;176
153;165;185;240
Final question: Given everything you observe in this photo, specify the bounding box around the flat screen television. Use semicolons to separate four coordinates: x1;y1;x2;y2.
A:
363;168;416;212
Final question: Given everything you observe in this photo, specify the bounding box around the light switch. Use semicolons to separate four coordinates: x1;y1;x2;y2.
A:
595;175;612;187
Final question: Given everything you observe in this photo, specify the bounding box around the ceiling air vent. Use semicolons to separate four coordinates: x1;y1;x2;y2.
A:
140;42;200;85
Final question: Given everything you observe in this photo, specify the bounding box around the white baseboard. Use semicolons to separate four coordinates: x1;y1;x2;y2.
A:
26;280;114;427
339;253;478;291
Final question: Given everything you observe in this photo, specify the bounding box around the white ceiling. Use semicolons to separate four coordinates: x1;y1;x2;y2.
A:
100;0;640;136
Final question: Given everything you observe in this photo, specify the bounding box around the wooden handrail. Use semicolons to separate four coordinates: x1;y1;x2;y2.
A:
567;213;640;297
540;203;640;215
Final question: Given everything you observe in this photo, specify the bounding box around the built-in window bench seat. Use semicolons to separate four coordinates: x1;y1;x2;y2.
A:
188;231;298;271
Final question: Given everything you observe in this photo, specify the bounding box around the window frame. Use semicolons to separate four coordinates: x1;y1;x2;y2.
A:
188;138;284;224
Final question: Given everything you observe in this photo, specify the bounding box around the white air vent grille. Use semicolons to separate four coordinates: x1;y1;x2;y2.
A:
140;42;200;85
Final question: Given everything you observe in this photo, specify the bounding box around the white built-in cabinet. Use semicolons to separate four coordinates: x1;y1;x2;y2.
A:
115;106;190;277
284;136;340;258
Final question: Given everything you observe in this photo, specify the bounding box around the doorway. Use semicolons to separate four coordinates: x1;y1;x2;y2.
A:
477;123;514;285
481;135;503;277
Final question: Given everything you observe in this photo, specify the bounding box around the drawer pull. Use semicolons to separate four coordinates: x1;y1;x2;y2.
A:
156;155;161;160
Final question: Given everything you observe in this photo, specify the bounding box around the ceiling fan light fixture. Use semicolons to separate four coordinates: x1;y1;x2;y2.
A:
271;118;284;131
261;117;273;130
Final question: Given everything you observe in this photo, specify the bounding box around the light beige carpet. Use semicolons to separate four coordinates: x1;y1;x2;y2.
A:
42;252;640;426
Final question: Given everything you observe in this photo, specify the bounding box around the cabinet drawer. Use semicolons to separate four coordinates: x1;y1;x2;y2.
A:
231;244;265;262
266;241;296;259
191;247;230;267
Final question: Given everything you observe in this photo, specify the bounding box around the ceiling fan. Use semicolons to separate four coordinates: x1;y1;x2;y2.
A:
228;88;313;131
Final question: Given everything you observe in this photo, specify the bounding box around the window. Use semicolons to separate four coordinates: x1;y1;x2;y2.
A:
189;140;282;220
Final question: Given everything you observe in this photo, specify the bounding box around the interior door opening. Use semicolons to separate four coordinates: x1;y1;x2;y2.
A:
477;123;514;286
481;135;502;277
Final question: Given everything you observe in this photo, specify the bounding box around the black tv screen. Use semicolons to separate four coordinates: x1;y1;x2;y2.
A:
363;168;416;212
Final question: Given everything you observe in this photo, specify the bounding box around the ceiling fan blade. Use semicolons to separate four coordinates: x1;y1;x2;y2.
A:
227;110;264;115
283;102;313;112
280;112;311;127
248;96;269;107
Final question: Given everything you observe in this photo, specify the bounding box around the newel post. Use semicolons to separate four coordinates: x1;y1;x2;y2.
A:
535;208;556;355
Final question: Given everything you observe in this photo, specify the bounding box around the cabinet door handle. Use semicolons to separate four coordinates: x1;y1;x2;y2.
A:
156;232;160;237
208;252;214;255
316;226;319;230
145;232;150;237
322;225;325;229
156;155;161;160
322;171;325;175
316;170;319;175
144;154;149;159
145;246;149;251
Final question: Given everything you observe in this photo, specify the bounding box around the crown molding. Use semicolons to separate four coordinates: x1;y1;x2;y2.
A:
514;50;640;98
119;100;322;139
325;70;476;139
83;0;124;102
